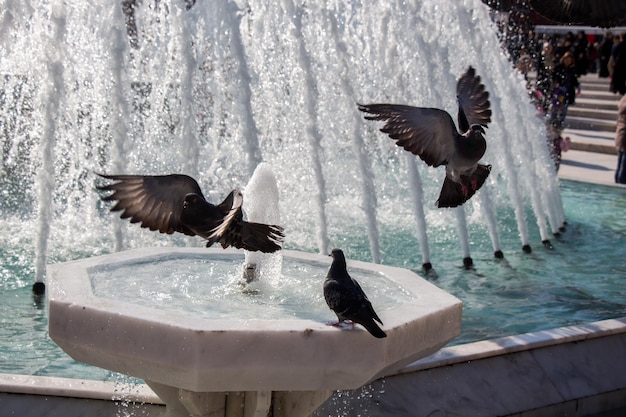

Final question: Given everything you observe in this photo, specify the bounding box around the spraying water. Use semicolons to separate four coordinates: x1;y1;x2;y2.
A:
242;162;283;284
0;0;565;286
34;3;66;289
288;2;330;255
406;156;431;270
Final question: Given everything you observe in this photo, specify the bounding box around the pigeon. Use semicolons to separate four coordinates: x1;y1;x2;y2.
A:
323;248;387;338
96;173;285;253
358;66;492;208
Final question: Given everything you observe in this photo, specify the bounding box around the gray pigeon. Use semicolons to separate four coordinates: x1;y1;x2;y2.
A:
96;173;285;253
324;248;387;338
358;66;492;208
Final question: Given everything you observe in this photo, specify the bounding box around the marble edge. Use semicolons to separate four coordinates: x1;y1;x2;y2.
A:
0;373;163;404
3;317;625;402
396;317;626;374
47;247;460;332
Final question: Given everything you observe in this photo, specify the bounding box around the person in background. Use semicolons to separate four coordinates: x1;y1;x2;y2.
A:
547;52;579;172
610;33;626;95
599;32;613;77
615;95;626;184
553;51;581;107
516;45;533;82
609;34;622;77
588;42;599;73
574;30;588;75
535;39;555;107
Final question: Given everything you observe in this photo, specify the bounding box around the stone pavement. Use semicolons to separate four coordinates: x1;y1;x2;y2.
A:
558;149;619;186
558;73;623;187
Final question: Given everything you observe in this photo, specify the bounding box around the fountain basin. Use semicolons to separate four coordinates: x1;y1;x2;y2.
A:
47;247;461;393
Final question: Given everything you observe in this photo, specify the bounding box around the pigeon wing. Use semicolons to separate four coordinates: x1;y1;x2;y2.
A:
456;66;491;132
358;103;457;167
206;190;244;246
96;173;203;236
350;278;383;325
208;190;285;253
324;279;353;320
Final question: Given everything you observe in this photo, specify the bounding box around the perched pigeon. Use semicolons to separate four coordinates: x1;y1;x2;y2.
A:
96;173;285;253
323;248;387;339
358;66;492;208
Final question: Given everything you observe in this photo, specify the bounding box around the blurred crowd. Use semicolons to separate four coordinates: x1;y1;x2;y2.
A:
502;28;626;171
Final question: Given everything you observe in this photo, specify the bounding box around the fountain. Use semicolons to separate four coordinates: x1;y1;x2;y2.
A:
0;0;575;414
1;0;564;278
47;247;462;416
45;162;461;416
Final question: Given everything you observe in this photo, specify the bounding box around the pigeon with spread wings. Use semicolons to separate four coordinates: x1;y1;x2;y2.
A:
358;66;492;208
96;173;285;253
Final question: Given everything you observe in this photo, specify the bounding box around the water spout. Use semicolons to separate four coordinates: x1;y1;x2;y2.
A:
226;3;262;178
243;163;282;283
477;187;503;258
108;1;131;252
406;156;431;270
176;2;200;179
34;4;67;292
455;206;472;268
327;11;381;264
289;3;330;256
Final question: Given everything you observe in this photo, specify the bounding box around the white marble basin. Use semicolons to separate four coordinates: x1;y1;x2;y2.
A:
47;248;462;393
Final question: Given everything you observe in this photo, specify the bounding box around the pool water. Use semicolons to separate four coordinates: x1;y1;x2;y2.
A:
1;180;625;381
89;254;415;321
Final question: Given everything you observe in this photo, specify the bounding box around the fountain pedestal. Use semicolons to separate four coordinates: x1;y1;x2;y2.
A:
47;248;462;417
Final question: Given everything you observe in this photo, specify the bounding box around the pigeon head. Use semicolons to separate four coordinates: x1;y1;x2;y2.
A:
470;124;485;136
183;193;203;209
330;248;346;262
328;248;348;278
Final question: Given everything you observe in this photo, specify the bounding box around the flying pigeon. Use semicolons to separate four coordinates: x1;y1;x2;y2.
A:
96;173;285;253
358;66;492;208
323;248;387;339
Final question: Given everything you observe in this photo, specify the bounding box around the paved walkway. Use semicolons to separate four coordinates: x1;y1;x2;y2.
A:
558;147;621;187
556;72;623;188
524;70;624;188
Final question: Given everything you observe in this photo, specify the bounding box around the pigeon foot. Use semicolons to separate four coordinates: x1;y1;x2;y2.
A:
326;321;354;329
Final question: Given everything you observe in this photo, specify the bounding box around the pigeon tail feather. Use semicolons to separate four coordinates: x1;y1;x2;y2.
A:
240;222;285;253
436;164;491;208
357;319;387;338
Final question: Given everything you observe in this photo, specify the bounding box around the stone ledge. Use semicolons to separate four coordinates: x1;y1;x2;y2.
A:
314;317;626;417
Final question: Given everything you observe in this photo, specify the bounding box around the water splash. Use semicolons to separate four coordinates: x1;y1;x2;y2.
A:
406;156;431;269
455;206;472;266
34;3;66;285
288;2;330;255
477;186;502;256
0;0;564;280
242;162;282;283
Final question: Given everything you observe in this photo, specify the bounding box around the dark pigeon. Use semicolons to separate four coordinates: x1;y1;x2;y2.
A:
323;248;387;338
96;173;285;253
358;66;492;208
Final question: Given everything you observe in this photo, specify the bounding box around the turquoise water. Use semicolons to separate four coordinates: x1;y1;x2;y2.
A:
89;254;415;320
1;180;625;381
